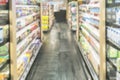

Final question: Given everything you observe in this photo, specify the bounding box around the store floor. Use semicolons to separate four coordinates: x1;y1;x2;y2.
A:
26;22;88;80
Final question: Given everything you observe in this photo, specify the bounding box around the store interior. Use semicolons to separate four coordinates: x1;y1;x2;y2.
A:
0;0;120;80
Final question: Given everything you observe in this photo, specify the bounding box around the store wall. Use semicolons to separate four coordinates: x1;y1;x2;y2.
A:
54;10;66;22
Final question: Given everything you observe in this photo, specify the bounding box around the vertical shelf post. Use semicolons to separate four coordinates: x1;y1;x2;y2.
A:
76;1;79;41
40;3;44;41
9;0;17;80
99;0;106;80
66;0;69;21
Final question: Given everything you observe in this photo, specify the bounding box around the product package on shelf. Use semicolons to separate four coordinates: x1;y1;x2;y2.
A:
0;0;8;10
0;10;9;25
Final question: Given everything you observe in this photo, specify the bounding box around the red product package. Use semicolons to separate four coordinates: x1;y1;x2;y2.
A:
0;0;8;4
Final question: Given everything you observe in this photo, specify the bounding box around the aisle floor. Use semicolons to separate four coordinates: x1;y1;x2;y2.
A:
27;23;87;80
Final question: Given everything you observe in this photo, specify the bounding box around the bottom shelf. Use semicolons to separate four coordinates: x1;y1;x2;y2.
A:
77;42;99;80
19;43;42;80
107;58;120;80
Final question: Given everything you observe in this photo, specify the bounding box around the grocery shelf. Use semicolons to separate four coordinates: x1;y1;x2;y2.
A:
107;39;120;50
0;5;9;10
81;22;99;41
77;42;99;80
81;13;99;21
88;4;100;8
107;57;117;70
16;20;39;38
17;28;39;57
106;21;120;28
17;12;39;21
82;33;100;64
0;59;9;71
0;41;9;47
19;43;42;80
17;26;39;49
81;27;99;53
82;19;99;29
17;37;37;58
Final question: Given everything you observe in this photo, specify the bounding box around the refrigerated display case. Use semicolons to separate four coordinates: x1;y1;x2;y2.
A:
0;0;10;80
106;0;120;80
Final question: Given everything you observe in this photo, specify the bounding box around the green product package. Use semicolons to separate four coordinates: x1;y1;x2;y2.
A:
3;25;9;41
0;55;9;59
117;51;120;58
108;46;118;58
117;58;120;72
0;44;8;56
107;0;113;4
80;36;89;53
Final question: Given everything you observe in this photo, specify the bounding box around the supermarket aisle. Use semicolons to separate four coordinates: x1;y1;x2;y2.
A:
26;22;87;80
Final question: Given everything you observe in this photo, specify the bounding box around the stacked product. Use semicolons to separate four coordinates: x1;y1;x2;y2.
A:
106;0;120;80
78;0;100;80
68;1;78;31
15;0;42;80
41;2;49;31
0;0;10;80
49;5;54;28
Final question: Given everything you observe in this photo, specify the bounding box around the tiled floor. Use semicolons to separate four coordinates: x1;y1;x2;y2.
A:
26;22;88;80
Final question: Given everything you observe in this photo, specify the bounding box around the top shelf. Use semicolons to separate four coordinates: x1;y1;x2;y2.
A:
107;3;120;8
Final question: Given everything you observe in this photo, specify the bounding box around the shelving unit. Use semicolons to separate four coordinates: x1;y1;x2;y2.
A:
67;1;78;31
41;2;49;32
9;0;42;80
76;0;106;80
0;0;10;80
41;2;54;32
106;0;120;80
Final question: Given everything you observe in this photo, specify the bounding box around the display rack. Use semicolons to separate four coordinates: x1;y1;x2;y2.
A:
0;0;10;80
9;0;42;80
76;0;106;80
106;0;120;80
